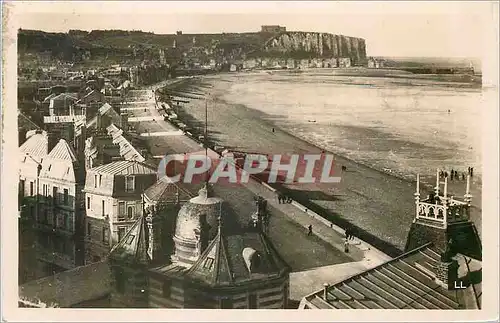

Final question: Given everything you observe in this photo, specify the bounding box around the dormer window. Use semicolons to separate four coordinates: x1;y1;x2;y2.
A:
203;257;215;270
126;235;135;245
125;176;135;192
94;174;98;188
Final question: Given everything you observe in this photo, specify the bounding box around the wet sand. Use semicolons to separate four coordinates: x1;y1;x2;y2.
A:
160;74;482;254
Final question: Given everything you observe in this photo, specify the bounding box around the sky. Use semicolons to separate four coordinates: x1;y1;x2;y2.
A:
6;1;499;58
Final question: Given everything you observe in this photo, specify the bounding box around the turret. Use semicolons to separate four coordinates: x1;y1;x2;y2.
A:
405;170;481;261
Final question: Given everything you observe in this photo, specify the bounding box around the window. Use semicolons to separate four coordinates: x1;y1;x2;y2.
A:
118;228;126;242
94;175;98;188
203;257;215;270
99;175;102;187
118;202;126;220
53;187;58;204
87;196;91;209
30;182;34;196
125;176;135;192
249;294;257;309
87;222;92;236
126;235;135;245
63;189;69;205
102;200;105;217
19;180;25;199
127;206;134;219
162;281;171;298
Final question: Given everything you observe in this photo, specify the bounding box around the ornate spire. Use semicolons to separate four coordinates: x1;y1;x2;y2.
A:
464;174;473;206
435;169;440;196
198;182;214;199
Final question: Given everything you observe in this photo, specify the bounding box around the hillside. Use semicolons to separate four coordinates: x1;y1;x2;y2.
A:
18;29;367;64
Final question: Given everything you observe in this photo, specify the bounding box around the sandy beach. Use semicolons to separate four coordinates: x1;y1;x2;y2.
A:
159;73;482;254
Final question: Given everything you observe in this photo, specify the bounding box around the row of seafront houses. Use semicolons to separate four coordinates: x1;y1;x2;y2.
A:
18;85;483;310
18;86;292;308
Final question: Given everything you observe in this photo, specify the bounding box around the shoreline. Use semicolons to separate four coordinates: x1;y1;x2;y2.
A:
157;75;482;254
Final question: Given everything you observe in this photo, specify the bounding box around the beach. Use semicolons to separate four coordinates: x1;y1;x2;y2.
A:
161;71;482;252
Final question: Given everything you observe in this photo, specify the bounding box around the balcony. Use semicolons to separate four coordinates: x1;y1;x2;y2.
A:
416;198;470;228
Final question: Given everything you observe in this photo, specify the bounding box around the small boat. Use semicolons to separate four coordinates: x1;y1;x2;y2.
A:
308;119;317;123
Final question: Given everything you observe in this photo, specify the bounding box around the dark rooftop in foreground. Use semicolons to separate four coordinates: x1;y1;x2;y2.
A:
299;243;482;310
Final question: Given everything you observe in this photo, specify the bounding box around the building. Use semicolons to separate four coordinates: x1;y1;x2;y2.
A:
48;93;78;116
298;173;482;309
83;160;157;264
338;57;352;68
261;25;286;33
19;131;49;221
19;133;86;281
21;180;292;309
86;103;125;131
35;139;86;270
108;183;291;309
368;57;385;69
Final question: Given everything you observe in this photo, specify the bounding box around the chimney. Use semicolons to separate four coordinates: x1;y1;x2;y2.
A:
435;239;459;290
323;283;329;301
120;113;129;131
46;130;58;152
435;257;459;290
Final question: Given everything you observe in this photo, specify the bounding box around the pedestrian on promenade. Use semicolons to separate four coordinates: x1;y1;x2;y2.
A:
471;167;474;177
272;127;275;133
349;228;355;241
344;239;349;253
345;229;350;240
462;173;465;181
307;225;313;236
455;170;459;179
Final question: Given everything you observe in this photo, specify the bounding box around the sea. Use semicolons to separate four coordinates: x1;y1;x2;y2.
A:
221;70;483;186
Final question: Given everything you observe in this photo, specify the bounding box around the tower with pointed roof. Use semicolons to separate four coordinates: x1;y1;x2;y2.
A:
404;170;482;261
108;215;150;308
145;186;291;309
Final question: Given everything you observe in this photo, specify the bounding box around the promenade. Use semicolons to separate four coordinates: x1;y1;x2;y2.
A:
123;88;391;272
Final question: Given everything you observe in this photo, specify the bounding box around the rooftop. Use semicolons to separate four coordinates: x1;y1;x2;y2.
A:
89;160;156;176
300;243;481;309
106;124;146;162
19;261;112;308
109;215;150;264
143;176;198;204
19;131;48;159
186;229;290;287
47;139;78;162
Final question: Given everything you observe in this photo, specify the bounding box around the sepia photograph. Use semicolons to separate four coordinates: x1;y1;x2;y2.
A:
1;1;499;321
